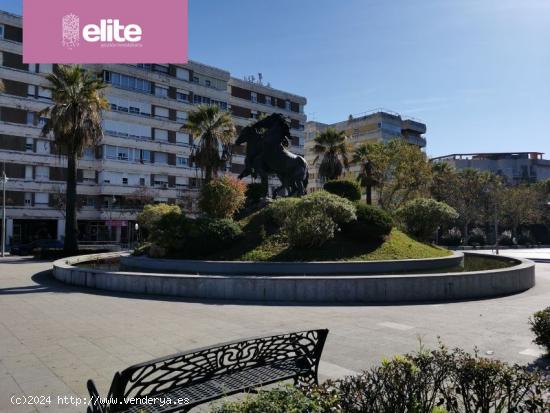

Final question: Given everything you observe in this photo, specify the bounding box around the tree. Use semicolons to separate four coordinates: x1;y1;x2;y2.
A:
183;105;235;183
367;139;432;211
199;176;246;219
352;143;377;204
499;184;545;237
312;128;350;182
40;65;108;255
430;162;458;202
435;168;499;245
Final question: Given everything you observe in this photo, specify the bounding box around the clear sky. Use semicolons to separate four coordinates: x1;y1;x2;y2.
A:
2;0;550;157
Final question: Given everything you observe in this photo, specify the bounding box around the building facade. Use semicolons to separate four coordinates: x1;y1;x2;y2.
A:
305;110;427;191
432;152;550;185
0;11;306;247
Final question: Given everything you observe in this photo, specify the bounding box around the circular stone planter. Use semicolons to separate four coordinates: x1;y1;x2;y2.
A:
52;252;536;304
120;252;465;275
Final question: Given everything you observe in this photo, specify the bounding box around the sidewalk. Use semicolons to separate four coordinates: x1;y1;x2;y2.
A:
470;248;550;262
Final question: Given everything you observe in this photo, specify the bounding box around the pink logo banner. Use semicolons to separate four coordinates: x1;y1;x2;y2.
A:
23;0;188;64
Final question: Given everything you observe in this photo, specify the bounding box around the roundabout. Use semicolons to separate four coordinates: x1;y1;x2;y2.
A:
52;252;535;303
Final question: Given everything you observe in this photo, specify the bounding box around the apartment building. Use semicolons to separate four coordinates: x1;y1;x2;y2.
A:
432;152;550;185
305;110;427;191
0;10;307;246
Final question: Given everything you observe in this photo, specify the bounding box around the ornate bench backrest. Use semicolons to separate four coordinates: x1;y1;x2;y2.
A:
109;329;328;402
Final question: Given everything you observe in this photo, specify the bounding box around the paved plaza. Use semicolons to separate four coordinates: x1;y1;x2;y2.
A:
0;255;549;412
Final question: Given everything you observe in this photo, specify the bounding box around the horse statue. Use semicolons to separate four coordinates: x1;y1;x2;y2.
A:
235;113;309;197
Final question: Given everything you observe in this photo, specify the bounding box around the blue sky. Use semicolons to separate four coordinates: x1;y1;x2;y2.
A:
2;0;550;157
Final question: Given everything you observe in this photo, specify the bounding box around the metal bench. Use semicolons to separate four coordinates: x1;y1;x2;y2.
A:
87;329;328;413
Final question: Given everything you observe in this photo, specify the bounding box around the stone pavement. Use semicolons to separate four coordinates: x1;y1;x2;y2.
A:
471;247;550;262
0;256;549;412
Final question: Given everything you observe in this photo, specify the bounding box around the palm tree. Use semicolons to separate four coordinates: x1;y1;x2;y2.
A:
41;65;108;255
183;105;235;183
352;143;376;205
312;128;350;182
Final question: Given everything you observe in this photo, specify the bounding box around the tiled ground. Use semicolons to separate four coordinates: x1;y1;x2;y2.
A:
0;256;549;412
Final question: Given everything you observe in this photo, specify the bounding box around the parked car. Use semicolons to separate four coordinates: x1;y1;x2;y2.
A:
10;239;64;256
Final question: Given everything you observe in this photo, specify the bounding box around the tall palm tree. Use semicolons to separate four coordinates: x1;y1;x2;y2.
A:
41;65;108;255
312;128;350;182
352;143;376;205
183;105;235;183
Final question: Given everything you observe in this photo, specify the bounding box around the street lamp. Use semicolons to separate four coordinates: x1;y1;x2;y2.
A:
134;222;139;245
1;170;8;258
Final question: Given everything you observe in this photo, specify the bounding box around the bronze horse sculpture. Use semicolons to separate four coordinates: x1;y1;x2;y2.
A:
235;113;309;197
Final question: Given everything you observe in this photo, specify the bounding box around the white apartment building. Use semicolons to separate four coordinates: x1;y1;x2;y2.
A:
305;110;427;191
432;152;550;185
0;10;307;246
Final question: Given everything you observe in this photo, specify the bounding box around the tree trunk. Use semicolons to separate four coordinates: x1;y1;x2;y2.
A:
366;185;372;205
64;154;78;255
463;222;469;246
205;165;213;184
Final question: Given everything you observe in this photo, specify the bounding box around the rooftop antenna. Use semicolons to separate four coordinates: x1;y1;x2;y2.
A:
258;73;263;85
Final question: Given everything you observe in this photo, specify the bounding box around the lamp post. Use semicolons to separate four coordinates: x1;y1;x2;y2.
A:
1;170;8;257
134;222;139;245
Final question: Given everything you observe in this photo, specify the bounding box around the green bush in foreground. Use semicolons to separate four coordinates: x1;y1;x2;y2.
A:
286;191;356;248
397;198;459;242
137;203;181;233
530;307;550;355
211;346;549;413
323;179;362;202
262;197;301;229
343;203;393;242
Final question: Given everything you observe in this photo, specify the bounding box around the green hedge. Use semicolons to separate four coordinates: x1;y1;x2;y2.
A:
343;203;393;242
530;307;550;355
323;179;362;202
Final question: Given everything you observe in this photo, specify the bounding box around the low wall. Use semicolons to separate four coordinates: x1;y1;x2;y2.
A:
120;252;464;275
52;253;536;304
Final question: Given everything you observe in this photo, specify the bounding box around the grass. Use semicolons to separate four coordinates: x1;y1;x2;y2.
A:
209;211;451;262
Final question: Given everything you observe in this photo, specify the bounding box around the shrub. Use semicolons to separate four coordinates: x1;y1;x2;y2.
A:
530;307;550;355
397;198;459;242
245;183;267;205
262;197;300;228
199;176;246;219
499;230;514;246
137;203;181;233
213;346;550;413
211;386;337;413
518;229;534;246
286;191;356;248
440;227;462;246
323;179;362;202
343;203;393;242
468;228;486;246
149;211;242;258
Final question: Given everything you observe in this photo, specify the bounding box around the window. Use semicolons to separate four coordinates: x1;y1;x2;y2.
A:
176;90;189;102
154;107;169;119
155;85;168;98
104;71;151;93
155;152;168;164
24;193;32;206
153;64;169;74
176;132;189;144
136;64;152;70
176;111;188;122
193;76;199;83
82;169;95;181
205;79;211;87
176;67;190;81
26;112;35;125
155;129;169;142
25;138;33;151
175;177;187;188
39;64;53;74
38;87;52;100
177;156;188;167
122;177;128;185
140;150;151;163
27;85;36;97
251;92;257;103
266;96;272;106
129;106;140;114
0;25;4;39
139;177;146;186
154;175;169;187
285;100;291;111
35;166;49;181
35;193;48;205
117;147;129;161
